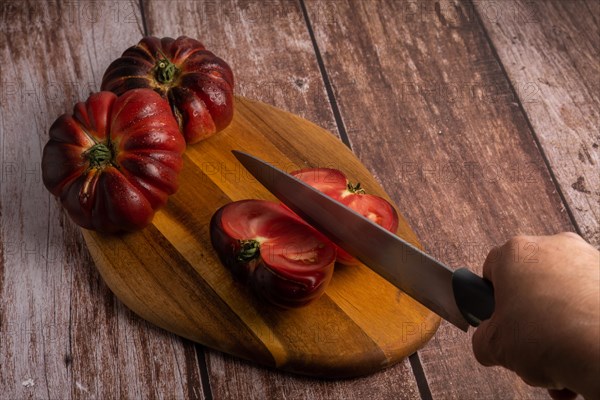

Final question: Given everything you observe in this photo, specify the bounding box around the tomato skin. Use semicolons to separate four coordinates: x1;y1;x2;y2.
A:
210;200;336;308
101;36;234;144
291;168;399;267
42;89;185;233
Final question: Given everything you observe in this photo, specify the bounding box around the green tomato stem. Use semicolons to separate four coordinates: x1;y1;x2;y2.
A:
155;49;179;84
84;142;113;169
238;239;261;262
347;181;366;194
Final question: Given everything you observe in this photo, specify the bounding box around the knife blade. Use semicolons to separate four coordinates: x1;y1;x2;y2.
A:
232;150;494;331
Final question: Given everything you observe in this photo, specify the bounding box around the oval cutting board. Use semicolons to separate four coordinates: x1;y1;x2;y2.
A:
82;97;440;378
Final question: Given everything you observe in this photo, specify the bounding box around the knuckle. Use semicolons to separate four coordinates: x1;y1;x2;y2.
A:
558;231;581;240
504;235;537;257
506;235;530;248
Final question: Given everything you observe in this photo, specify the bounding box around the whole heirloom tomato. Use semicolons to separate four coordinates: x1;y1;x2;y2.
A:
42;89;185;233
101;36;234;144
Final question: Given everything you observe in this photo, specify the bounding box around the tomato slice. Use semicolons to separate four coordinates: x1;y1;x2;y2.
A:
290;168;347;197
339;193;398;232
291;168;399;266
210;200;336;308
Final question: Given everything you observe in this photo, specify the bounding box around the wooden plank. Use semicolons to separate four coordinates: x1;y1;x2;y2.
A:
0;1;205;398
141;0;423;397
206;353;421;400
303;0;575;398
475;0;600;246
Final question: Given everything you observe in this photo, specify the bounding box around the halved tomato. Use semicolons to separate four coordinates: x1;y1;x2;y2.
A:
210;200;336;308
291;168;399;266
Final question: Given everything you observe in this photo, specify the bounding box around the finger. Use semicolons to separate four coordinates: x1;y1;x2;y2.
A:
471;319;500;367
481;245;502;282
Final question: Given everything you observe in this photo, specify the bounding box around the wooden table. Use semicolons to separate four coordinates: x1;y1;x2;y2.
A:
1;1;597;398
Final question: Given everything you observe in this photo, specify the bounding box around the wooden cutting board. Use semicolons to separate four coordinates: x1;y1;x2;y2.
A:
82;96;440;378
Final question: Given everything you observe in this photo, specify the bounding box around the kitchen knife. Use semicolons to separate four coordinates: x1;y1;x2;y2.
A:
232;150;495;331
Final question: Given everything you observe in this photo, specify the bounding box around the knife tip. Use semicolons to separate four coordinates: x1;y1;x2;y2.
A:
231;150;243;162
231;149;249;159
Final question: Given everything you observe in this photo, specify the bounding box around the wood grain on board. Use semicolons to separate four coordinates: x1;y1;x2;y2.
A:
475;0;600;246
0;1;206;398
303;0;574;398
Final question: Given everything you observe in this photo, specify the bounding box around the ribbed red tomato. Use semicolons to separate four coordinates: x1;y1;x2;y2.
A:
42;89;185;232
210;200;336;308
101;36;234;144
291;168;399;266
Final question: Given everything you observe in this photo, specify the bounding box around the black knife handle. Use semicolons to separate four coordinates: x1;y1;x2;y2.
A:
451;268;495;327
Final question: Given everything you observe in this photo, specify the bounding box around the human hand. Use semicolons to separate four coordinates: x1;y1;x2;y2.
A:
472;233;599;399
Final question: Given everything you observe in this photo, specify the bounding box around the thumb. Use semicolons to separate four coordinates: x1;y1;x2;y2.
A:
472;318;501;367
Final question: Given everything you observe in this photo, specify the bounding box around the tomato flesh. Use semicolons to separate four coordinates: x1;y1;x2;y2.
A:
289;168;347;197
210;200;336;308
291;168;399;266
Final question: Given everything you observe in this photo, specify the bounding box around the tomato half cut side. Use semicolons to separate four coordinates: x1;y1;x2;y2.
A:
210;200;336;308
290;168;347;197
290;168;399;267
336;194;400;266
